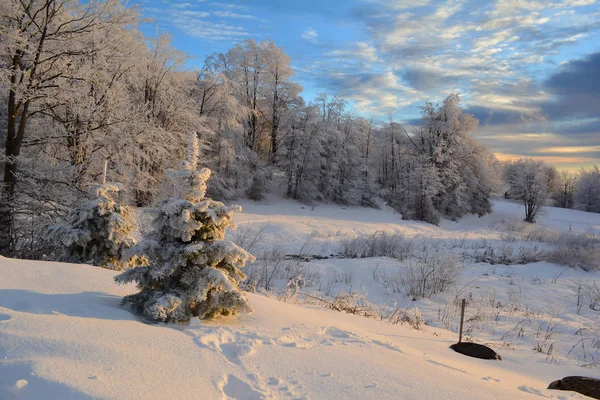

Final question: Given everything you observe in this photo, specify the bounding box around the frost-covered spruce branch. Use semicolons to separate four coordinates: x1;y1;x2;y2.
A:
115;133;255;323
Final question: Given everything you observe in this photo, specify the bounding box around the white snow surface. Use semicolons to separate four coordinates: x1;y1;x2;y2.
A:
1;197;600;399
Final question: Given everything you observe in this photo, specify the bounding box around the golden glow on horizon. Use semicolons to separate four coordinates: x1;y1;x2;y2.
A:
479;133;556;141
493;152;599;172
537;146;600;154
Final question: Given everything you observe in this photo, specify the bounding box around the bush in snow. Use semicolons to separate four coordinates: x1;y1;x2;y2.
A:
338;230;416;261
474;244;543;265
546;232;600;272
399;252;462;299
49;184;140;270
115;133;255;322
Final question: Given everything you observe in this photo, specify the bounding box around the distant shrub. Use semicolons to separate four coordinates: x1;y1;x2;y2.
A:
494;218;555;243
338;230;416;260
399;252;462;299
475;244;543;265
546;232;600;272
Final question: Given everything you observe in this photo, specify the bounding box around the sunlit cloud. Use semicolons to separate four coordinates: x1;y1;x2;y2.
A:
537;146;600;154
301;28;318;42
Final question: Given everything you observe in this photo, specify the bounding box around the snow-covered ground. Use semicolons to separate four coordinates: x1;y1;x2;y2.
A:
2;197;600;399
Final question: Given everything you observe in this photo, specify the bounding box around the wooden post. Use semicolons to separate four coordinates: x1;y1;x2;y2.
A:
102;160;108;185
458;298;466;343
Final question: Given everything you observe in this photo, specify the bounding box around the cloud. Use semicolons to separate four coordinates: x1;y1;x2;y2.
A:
401;67;462;91
208;2;249;10
171;3;193;9
462;52;600;168
179;10;209;18
545;52;600;96
213;11;257;19
301;28;318;41
325;42;378;63
150;8;249;40
314;70;420;114
538;52;600;123
361;0;432;10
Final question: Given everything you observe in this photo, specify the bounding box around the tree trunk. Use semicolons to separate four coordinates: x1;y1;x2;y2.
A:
1;77;30;255
270;87;279;165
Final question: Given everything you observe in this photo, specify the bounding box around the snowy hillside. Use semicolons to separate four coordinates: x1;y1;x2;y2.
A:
2;198;600;399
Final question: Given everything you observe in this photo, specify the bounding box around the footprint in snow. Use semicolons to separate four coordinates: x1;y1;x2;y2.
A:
276;326;314;349
221;374;269;400
194;327;270;365
266;377;282;386
277;333;313;349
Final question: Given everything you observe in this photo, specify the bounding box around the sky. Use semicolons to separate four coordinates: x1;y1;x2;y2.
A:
138;0;600;170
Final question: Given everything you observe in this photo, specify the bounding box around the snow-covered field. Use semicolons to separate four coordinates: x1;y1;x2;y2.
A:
2;197;600;399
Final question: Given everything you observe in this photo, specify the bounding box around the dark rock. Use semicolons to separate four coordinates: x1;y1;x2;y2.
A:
450;342;502;360
548;376;600;399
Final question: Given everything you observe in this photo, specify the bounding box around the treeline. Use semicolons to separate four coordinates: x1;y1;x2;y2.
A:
502;159;600;222
0;0;513;258
550;166;600;213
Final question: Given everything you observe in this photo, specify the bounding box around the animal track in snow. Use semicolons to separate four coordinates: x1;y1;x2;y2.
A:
266;377;282;386
194;327;271;365
481;376;501;382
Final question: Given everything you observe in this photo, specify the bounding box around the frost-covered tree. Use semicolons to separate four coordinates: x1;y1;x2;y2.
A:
401;156;442;225
503;158;556;223
49;183;140;269
127;34;206;206
553;170;575;209
115;133;254;322
574;166;600;213
262;40;302;165
280;105;323;202
0;0;139;255
382;94;494;224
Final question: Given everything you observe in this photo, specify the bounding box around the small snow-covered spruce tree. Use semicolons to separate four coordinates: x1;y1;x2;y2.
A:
49;184;141;270
115;133;255;323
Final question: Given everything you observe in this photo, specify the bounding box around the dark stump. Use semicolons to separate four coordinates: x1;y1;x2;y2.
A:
450;342;502;360
548;376;600;399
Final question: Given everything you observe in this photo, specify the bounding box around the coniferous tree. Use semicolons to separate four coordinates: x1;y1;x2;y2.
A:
49;183;140;270
115;133;254;322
